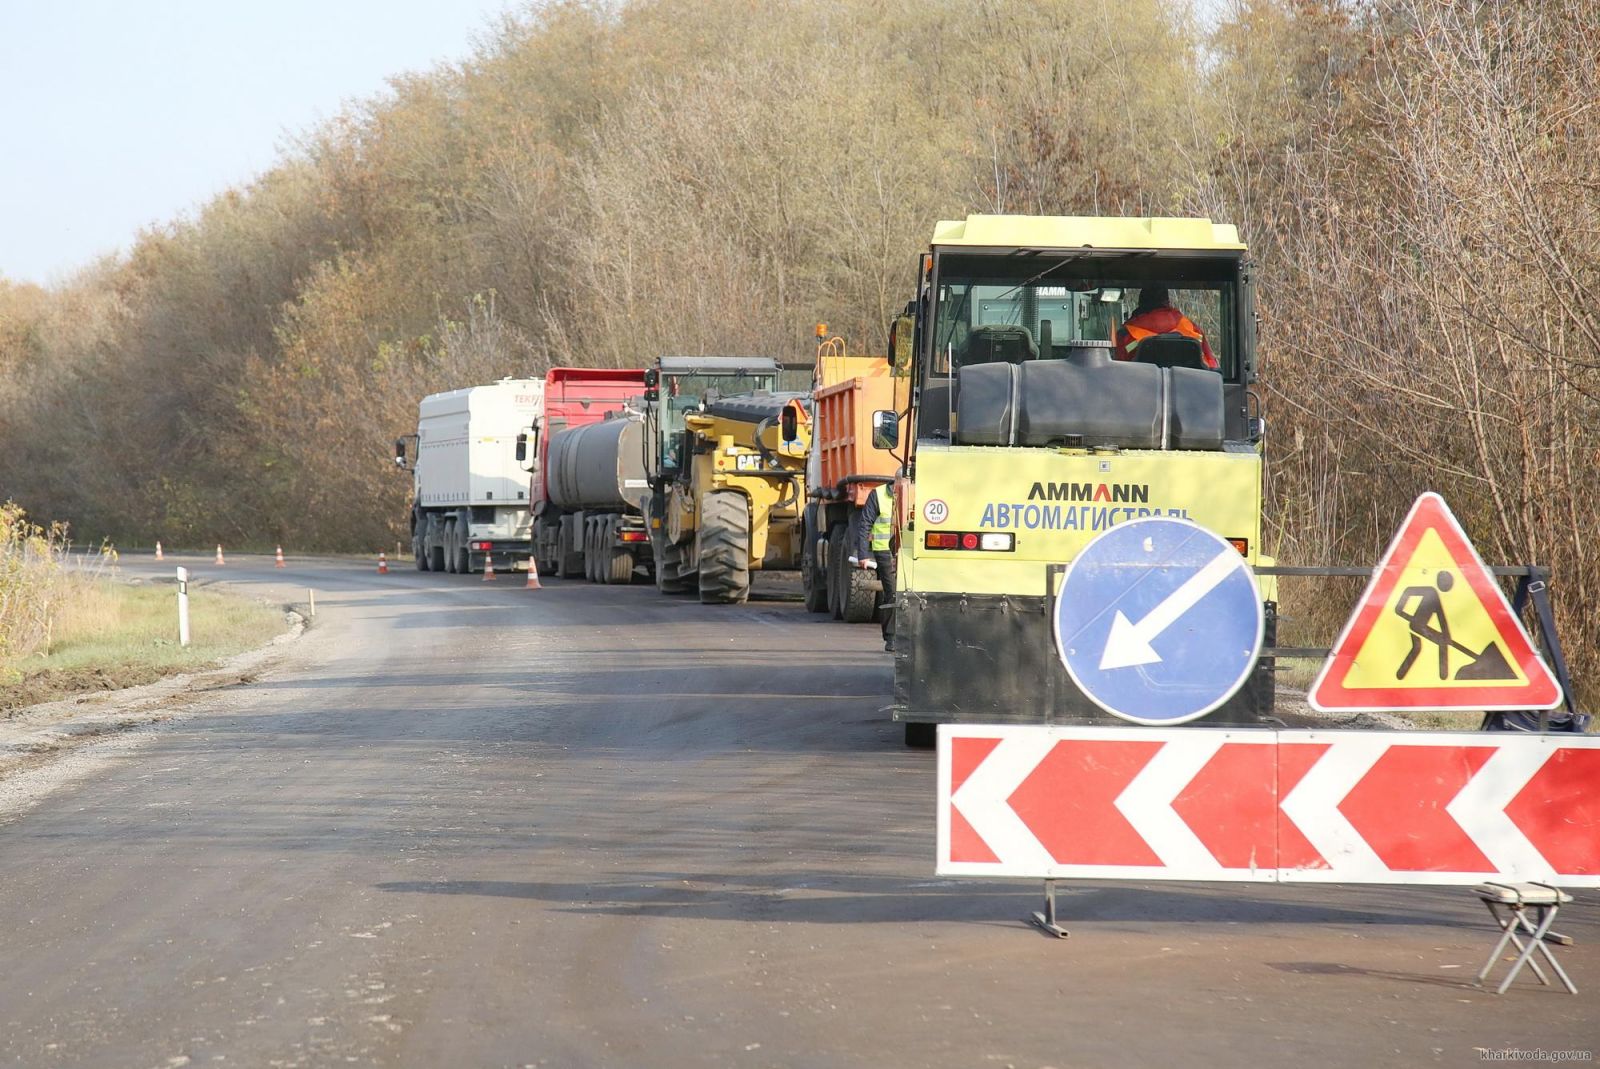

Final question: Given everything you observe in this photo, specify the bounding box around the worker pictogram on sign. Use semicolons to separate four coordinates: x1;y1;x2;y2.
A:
1308;492;1562;712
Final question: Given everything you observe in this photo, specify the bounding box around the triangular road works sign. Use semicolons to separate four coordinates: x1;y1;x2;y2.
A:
1309;492;1563;712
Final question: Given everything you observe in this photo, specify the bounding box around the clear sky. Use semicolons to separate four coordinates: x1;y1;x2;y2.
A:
0;1;523;287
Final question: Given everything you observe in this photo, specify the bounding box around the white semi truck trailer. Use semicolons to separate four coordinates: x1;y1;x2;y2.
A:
394;378;543;574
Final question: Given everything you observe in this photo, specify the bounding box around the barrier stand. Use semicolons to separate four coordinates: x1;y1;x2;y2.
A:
1474;882;1577;995
1030;880;1068;939
1035;565;1069;939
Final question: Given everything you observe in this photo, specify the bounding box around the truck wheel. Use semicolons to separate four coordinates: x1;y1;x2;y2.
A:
827;527;848;619
582;519;597;583
592;519;607;583
801;510;829;614
697;490;750;605
457;539;472;575
558;516;583;578
427;518;446;573
904;722;936;749
654;539;692;594
413;529;429;571
606;519;635;584
840;563;879;624
444;525;458;574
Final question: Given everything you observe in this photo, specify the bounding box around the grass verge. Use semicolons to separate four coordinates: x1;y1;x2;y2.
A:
1;579;285;714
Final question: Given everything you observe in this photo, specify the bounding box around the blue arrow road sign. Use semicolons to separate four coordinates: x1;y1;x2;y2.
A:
1053;517;1264;725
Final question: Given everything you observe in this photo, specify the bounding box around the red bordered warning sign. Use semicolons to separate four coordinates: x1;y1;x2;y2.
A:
1308;493;1562;712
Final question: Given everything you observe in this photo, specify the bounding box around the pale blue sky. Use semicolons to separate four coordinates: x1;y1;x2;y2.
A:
0;1;524;286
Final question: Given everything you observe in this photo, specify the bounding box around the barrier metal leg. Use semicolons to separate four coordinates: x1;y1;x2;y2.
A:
1476;892;1577;995
1030;879;1069;939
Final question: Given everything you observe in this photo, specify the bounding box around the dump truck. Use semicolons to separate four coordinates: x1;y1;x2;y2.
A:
885;215;1275;746
641;356;811;604
800;333;910;621
524;367;649;581
395;378;543;574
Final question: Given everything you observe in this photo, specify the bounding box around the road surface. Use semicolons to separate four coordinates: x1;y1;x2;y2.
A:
0;554;1594;1067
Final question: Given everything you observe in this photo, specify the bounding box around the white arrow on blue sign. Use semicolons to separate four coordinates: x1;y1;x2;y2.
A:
1053;517;1264;725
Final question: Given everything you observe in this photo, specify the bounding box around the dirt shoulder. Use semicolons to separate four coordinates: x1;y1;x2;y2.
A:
0;604;304;785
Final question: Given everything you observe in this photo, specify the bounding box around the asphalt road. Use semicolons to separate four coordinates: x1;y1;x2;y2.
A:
0;554;1594;1068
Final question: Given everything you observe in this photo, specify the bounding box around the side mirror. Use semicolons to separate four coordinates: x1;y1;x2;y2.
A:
889;314;915;376
393;437;410;469
514;432;527;463
644;387;659;402
871;410;899;451
643;368;659;388
780;404;798;443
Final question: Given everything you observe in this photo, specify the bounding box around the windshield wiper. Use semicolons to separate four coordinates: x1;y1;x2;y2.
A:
992;254;1085;302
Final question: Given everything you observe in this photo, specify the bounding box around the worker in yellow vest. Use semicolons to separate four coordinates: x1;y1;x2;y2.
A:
850;481;896;651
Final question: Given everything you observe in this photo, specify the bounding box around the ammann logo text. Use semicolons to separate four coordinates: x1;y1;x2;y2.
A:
1028;481;1150;503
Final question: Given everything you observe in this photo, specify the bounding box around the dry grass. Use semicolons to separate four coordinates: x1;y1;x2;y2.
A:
0;503;284;711
1;579;285;713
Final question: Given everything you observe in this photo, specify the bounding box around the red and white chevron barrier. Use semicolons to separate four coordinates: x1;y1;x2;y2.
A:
937;726;1600;886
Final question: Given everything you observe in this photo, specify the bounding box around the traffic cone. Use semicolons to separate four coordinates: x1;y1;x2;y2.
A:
215;544;226;565
524;558;541;590
154;541;163;561
275;545;286;568
483;555;496;582
377;551;389;574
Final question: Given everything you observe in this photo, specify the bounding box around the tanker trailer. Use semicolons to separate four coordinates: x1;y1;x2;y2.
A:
543;413;654;583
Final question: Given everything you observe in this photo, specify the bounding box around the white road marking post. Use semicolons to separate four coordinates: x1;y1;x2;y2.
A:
176;566;191;647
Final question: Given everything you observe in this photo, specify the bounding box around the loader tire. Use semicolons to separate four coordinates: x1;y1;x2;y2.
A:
697;490;751;605
827;527;848;619
656;537;694;598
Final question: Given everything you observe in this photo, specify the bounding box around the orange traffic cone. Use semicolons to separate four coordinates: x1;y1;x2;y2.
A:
154;541;164;561
483;555;496;582
215;544;226;565
524;558;541;590
275;545;286;568
377;551;389;574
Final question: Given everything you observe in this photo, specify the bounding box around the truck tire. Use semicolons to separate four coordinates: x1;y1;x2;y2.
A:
801;508;829;614
697;490;751;605
413;528;429;571
427;518;446;573
444;524;458;574
840;561;879;624
456;535;471;575
558;515;583;578
827;527;848;619
605;518;635;584
583;519;597;583
654;539;693;595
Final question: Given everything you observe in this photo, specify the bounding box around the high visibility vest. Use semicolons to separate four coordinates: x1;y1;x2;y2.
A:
870;485;893;552
1117;309;1217;368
